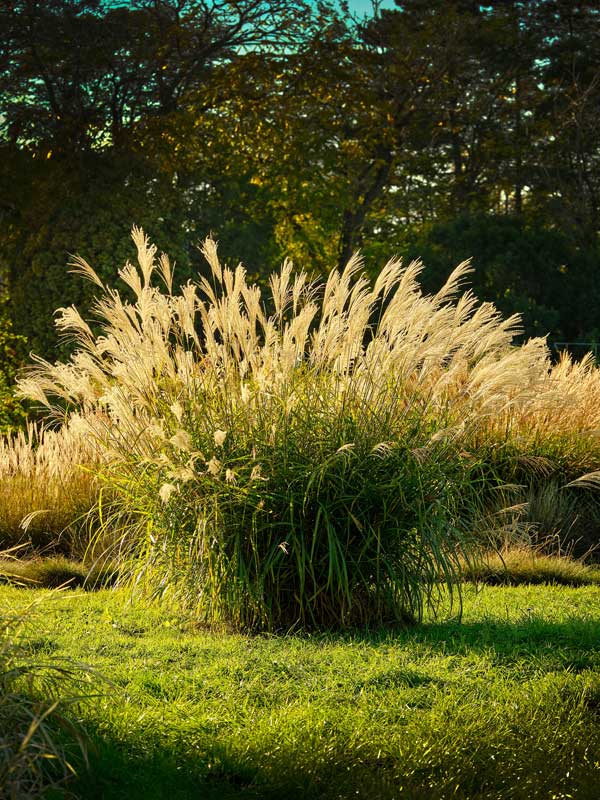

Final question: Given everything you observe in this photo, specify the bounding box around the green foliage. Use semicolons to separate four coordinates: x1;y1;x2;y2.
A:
3;584;600;799
0;292;27;434
1;150;196;359
117;391;481;630
2;1;600;363
0;588;95;799
404;214;600;342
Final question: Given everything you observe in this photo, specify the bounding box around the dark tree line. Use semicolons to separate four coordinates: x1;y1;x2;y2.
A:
1;0;599;360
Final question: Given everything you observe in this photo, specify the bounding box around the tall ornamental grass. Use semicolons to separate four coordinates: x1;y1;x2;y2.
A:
18;228;600;628
465;352;600;555
0;418;102;555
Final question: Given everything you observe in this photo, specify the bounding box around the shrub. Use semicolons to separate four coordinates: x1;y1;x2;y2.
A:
0;291;28;435
17;228;600;629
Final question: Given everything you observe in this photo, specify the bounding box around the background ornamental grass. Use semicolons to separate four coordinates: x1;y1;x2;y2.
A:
12;227;600;630
0;419;103;556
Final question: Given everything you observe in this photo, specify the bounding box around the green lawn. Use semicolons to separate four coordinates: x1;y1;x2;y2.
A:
4;583;600;799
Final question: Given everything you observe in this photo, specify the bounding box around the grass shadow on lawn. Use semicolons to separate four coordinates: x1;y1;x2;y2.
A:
70;613;600;800
277;608;600;669
74;737;263;800
393;616;600;664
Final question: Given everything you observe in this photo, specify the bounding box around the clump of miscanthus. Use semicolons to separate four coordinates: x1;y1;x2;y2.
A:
0;417;103;555
17;227;600;630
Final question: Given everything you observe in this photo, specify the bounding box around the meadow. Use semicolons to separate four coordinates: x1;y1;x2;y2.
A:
2;229;600;797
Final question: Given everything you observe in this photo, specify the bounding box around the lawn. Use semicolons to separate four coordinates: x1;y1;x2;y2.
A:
3;582;600;799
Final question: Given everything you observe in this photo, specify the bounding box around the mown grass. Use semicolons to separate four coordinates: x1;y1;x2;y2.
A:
2;583;600;799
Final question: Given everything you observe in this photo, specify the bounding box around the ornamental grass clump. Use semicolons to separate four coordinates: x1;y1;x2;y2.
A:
468;352;600;555
18;227;598;629
0;418;102;555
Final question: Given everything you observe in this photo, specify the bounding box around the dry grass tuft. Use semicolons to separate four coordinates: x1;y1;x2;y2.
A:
461;546;600;587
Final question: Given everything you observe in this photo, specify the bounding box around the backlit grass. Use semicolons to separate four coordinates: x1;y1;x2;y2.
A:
0;554;116;589
461;547;600;587
16;227;600;629
0;419;101;554
2;583;600;799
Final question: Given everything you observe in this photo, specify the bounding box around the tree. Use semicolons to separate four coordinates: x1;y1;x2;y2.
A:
0;289;28;432
405;213;600;343
0;0;322;357
1;0;599;360
528;0;600;245
0;0;316;153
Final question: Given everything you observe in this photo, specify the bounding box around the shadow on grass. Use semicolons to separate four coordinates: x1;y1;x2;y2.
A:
73;737;261;800
71;679;600;800
397;617;600;661
73;734;395;800
305;617;600;672
70;618;600;800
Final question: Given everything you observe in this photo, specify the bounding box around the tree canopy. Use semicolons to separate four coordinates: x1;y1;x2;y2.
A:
1;0;599;359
